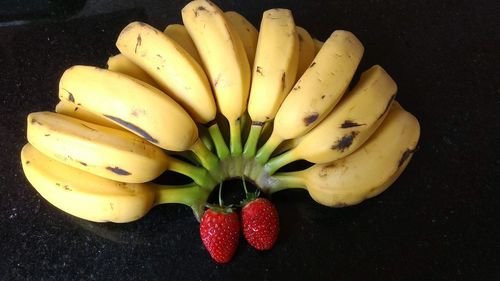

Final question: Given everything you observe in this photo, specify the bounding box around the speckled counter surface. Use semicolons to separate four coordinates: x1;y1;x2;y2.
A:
0;1;498;280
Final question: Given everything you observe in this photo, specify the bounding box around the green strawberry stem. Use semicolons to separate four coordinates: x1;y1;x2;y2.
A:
190;138;222;180
266;171;307;194
153;182;211;221
168;157;217;190
243;124;263;158
263;149;300;175
255;133;283;164
229;118;242;157
208;123;230;160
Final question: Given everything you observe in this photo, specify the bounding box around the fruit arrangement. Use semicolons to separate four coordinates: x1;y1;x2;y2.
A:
20;0;420;263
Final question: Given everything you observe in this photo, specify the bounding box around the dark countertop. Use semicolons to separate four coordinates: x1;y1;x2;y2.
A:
0;1;498;280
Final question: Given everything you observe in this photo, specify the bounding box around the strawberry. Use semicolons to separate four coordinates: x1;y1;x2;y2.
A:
241;197;280;250
199;184;240;263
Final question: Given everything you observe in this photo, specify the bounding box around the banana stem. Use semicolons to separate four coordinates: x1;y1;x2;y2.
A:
268;171;307;194
153;182;210;221
208;123;230;160
168;157;216;189
198;125;214;152
229;118;242;157
243;124;263;158
264;149;300;175
255;133;283;164
190;138;221;179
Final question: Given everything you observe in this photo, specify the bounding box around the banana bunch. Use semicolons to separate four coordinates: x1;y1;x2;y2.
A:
21;0;420;223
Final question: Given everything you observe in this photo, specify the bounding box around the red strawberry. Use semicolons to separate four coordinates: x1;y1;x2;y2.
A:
199;207;240;263
241;198;280;250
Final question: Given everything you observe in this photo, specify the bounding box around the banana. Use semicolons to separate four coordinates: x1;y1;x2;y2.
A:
224;11;259;67
313;38;323;54
296;26;316;77
55;100;123;130
163;24;203;65
27;112;215;187
264;65;397;173
256;30;364;163
116;22;216;124
243;8;299;157
21;144;210;222
58;65;198;151
106;54;159;87
269;102;420;206
182;0;251;156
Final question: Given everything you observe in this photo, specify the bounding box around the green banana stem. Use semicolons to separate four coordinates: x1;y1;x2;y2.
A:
264;149;300;175
255;133;283;164
229;118;242;157
168;157;216;189
208;123;230;160
153;182;211;221
267;171;307;194
190;138;221;180
243;124;263;158
198;125;214;152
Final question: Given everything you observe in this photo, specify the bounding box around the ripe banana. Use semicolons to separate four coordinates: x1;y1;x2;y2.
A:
313;38;323;54
296;26;316;77
243;9;299;157
269;102;420;206
163;24;203;65
55;100;123;130
182;0;251;156
224;11;259;67
106;54;159;87
265;65;397;173
27;112;215;187
58;65;198;152
21;144;210;222
116;21;216;124
256;30;364;163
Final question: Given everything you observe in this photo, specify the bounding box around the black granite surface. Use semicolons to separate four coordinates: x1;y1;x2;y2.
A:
1;1;499;280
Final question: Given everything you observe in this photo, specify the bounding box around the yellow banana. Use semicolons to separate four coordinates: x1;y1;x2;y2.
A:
256;30;364;163
265;65;397;173
163;24;203;65
55;100;123;130
270;102;420;206
243;8;299;157
116;22;216;124
21;144;210;222
313;38;323;54
182;0;251;156
296;26;316;77
58;65;198;152
27;112;214;187
106;54;159;87
224;11;259;67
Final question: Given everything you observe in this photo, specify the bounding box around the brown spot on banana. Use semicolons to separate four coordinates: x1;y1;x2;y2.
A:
25;161;30;165
80;123;97;132
79;161;87;166
340;120;365;128
281;72;286;92
135;34;142;54
256;66;263;75
303;113;319;126
44;134;50;137
293;85;301;91
30;118;42;125
398;148;417;168
309;62;316;68
106;166;132;176
194;6;208;17
331;131;359;152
